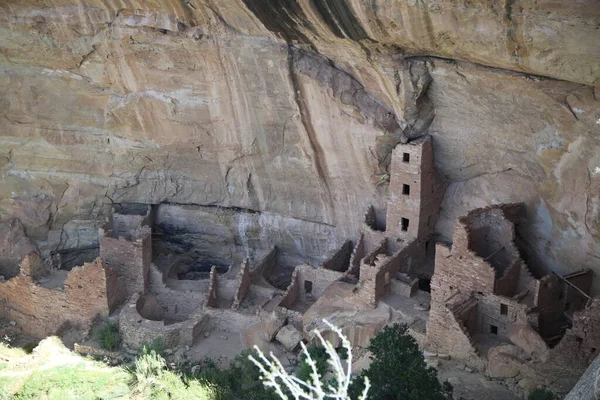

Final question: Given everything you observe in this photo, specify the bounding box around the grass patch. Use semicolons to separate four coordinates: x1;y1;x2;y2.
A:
12;365;130;400
95;321;121;351
0;343;28;360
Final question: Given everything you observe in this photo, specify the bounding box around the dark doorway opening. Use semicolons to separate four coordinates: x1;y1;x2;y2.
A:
418;278;431;293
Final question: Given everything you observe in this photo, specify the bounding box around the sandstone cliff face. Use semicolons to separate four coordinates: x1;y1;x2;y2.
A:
0;2;599;289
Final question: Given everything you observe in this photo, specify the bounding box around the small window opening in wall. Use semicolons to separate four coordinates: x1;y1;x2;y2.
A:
490;325;498;335
304;280;313;294
500;304;508;315
401;218;409;232
576;336;583;346
403;152;410;163
565;302;571;311
427;215;432;226
592;347;597;353
402;184;410;196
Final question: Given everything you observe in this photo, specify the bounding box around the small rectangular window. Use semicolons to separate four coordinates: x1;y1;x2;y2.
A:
403;153;410;163
500;304;508;315
490;325;498;335
304;280;313;294
402;184;410;196
401;218;409;232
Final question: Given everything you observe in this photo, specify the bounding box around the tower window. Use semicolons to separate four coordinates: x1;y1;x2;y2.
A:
401;218;409;232
304;280;313;294
403;153;410;163
500;304;508;315
490;325;498;335
402;184;410;196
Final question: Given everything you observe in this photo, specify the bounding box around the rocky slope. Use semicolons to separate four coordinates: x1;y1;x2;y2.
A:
0;1;599;289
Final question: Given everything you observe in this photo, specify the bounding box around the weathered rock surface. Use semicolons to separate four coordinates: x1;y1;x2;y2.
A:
275;325;303;351
0;1;599;291
0;219;38;278
303;281;398;348
565;353;600;400
507;322;549;361
487;345;527;379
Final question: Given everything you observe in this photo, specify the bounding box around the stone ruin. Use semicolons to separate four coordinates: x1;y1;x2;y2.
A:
0;134;597;392
424;203;600;390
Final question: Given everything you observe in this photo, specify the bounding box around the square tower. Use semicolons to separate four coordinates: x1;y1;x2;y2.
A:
386;135;444;240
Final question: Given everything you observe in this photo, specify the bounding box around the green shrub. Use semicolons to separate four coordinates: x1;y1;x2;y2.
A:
139;337;167;357
528;388;557;400
95;321;121;351
21;342;37;354
296;346;330;382
350;323;448;400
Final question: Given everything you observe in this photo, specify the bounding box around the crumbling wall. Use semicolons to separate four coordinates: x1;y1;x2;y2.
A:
206;266;219;308
425;295;480;363
320;241;352;272
357;239;422;306
495;259;521;297
431;242;496;301
99;224;151;296
18;252;46;280
475;293;529;338
0;258;114;338
463;207;519;275
296;264;344;301
111;204;153;238
249;247;277;280
390;275;419;297
147;264;204;321
346;233;365;277
549;298;600;371
279;269;300;309
232;259;251;310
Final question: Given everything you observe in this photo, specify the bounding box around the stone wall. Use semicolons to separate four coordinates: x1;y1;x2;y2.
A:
357;239;422;306
0;258;116;338
232;259;251;310
474;293;529;339
18;252;46;280
279;269;300;309
147;264;204;321
205;266;219;308
110;204;153;238
249;247;277;280
425;295;480;364
494;259;522;298
346;233;365;277
390;275;418;298
431;242;496;301
296;264;344;301
386;136;446;241
99;224;152;296
320;241;352;272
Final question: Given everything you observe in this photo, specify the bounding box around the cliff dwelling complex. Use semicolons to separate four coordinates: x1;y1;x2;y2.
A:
0;1;599;398
2;134;599;395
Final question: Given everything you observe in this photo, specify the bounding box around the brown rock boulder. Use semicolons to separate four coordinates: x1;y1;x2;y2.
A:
507;323;549;362
487;345;526;379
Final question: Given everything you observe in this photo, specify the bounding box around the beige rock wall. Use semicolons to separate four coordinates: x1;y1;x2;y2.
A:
0;1;598;291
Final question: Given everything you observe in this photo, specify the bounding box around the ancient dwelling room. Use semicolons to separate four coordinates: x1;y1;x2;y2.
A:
0;1;599;399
